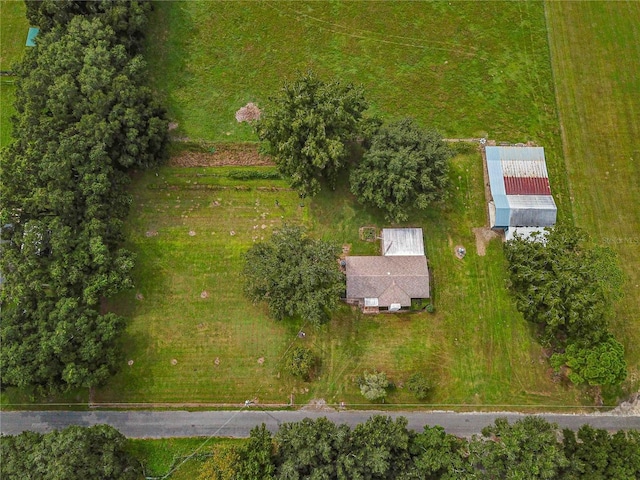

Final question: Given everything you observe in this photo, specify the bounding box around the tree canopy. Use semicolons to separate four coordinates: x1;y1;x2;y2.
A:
504;224;626;387
504;225;621;346
228;416;640;480
256;71;369;197
551;336;627;387
357;370;390;402
242;225;344;326
350;118;452;223
0;2;166;394
472;416;569;479
0;425;141;480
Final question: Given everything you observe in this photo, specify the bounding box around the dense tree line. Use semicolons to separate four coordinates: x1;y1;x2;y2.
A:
0;0;167;394
256;72;451;222
3;418;637;479
200;415;640;480
504;225;627;387
1;424;141;480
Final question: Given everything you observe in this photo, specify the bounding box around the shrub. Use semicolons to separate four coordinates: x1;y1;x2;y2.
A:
357;370;389;402
407;372;433;400
284;346;315;380
227;169;282;180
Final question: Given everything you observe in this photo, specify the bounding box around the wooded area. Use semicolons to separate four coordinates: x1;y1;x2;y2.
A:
0;0;167;394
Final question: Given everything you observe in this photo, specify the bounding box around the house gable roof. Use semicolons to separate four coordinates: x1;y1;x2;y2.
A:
345;256;430;307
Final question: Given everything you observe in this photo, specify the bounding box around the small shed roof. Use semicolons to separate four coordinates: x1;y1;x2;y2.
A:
505;227;549;242
381;228;425;256
26;27;39;47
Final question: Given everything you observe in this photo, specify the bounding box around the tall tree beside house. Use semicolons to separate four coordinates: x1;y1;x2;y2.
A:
256;71;369;198
350;118;452;223
242;225;344;326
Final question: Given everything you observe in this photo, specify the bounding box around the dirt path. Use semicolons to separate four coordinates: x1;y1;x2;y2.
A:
472;227;501;256
168;143;275;167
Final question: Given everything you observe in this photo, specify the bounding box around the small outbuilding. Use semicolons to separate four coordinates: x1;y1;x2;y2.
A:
486;146;557;236
381;228;425;256
26;27;39;47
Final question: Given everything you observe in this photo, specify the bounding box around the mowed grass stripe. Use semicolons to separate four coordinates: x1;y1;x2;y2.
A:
0;0;28;148
91;157;589;407
546;1;640;389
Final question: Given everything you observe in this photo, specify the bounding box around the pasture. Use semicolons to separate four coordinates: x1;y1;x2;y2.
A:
546;1;640;392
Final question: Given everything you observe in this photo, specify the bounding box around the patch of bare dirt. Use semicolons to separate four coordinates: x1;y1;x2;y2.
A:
168;143;274;167
301;398;336;412
472;227;501;256
609;391;640;415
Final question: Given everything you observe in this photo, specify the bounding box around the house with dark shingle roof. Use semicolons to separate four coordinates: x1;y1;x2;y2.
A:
345;228;430;313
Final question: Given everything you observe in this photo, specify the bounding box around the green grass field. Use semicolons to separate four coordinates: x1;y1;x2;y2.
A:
144;2;560;139
0;0;28;70
546;1;640;391
92;157;588;408
0;0;27;149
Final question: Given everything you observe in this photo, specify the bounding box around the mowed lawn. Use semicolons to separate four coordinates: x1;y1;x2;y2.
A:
0;0;28;149
145;2;562;144
546;2;640;392
97;167;309;403
97;158;587;408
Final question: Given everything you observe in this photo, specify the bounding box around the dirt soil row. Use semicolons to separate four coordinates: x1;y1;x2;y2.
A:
168;143;275;167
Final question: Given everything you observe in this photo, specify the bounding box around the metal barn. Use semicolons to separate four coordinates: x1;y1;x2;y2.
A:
486;146;557;231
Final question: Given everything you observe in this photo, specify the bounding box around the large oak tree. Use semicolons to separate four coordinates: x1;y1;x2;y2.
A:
242;225;344;326
256;71;368;197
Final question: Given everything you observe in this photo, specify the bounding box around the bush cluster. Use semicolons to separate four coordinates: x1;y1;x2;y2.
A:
227;169;282;180
505;225;626;387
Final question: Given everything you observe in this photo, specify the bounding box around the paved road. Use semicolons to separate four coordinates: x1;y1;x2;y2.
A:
2;410;639;438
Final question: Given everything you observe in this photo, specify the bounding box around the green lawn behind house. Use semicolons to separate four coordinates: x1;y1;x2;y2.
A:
90;157;588;408
546;1;640;393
